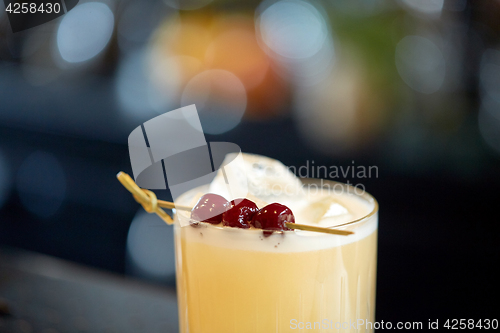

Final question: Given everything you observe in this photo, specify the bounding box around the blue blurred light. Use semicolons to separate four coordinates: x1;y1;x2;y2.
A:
479;97;500;154
480;49;500;104
126;210;176;281
399;0;444;17
479;49;500;155
115;49;179;122
257;0;328;60
256;0;335;86
57;2;114;63
395;35;445;94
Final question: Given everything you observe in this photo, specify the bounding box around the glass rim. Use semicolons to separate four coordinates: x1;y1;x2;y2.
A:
299;178;379;229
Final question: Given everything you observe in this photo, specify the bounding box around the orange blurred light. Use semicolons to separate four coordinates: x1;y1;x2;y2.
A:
148;13;289;120
205;18;269;90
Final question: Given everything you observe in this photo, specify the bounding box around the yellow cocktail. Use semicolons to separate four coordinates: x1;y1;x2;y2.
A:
174;180;378;332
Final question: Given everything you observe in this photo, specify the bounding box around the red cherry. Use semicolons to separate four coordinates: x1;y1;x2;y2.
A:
251;203;295;235
191;194;229;224
222;198;259;229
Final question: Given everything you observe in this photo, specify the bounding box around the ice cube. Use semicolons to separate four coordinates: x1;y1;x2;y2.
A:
295;195;353;227
208;153;305;206
323;202;349;217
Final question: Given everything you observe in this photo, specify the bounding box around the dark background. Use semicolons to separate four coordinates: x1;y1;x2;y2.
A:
1;0;499;331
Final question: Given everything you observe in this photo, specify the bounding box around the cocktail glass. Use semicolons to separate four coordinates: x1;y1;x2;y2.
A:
173;179;378;333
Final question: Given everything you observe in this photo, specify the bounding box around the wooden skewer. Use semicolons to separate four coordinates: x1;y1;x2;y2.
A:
117;172;174;225
157;200;192;212
155;198;353;235
287;223;353;235
117;171;354;236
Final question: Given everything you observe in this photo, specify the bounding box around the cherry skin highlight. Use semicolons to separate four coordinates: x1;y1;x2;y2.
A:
191;193;229;224
222;198;259;229
251;203;295;234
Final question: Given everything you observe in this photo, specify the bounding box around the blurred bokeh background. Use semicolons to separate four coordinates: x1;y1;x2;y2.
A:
1;0;500;332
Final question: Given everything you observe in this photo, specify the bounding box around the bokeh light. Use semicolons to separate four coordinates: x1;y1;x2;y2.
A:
126;210;176;281
479;48;500;154
290;37;335;86
149;15;212;88
115;49;180;121
205;26;269;90
257;0;328;60
256;0;334;86
399;0;444;17
395;35;446;94
293;54;385;154
57;2;114;63
148;13;289;122
480;48;500;103
479;97;500;154
16;151;66;218
181;69;247;134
